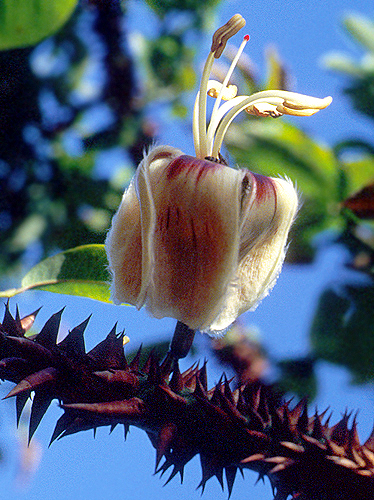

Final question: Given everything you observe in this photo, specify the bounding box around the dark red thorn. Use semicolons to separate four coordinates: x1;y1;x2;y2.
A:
363;422;374;452
49;413;76;446
109;424;117;434
148;354;162;386
241;453;266;466
4;367;58;399
29;392;53;443
296;400;309;433
193;375;207;399
155;457;173;477
36;308;64;348
2;301;23;337
158;385;188;406
198;454;219;492
20;307;41;333
288;398;307;431
216;390;247;424
88;323;127;369
181;362;198;381
330;412;351;447
225;466;237;498
163;465;183;486
93;427;97;439
160;351;173;381
16;393;29;427
93;369;139;387
57;416;103;440
183;373;197;391
223;375;235;405
251;385;262;412
142;348;155;375
62;397;146;418
236;387;247;414
58;316;90;358
215;467;224;491
311;411;324;440
348;415;361;451
128;345;142;371
169;362;183;393
3;335;53;364
210;380;223;406
156;423;177;470
198;361;208;391
124;424;130;440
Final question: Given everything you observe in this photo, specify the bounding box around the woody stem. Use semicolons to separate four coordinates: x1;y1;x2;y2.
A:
169;321;196;359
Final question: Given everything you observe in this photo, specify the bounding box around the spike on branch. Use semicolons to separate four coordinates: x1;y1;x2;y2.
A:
1;304;374;500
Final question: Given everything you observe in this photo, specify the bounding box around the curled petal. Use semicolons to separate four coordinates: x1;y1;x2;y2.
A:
106;146;182;307
208;174;298;332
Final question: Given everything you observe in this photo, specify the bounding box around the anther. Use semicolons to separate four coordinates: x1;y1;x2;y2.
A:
210;14;246;58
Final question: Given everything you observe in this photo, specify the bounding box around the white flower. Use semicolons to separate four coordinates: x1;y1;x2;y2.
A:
106;14;332;334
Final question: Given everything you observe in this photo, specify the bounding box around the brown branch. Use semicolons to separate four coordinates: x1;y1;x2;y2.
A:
1;302;373;500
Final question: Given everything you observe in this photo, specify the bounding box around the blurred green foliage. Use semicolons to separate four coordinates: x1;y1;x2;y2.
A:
0;0;225;280
0;0;78;50
2;1;374;398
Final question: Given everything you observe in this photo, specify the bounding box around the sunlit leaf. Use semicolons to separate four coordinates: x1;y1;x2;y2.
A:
0;245;112;303
0;0;78;50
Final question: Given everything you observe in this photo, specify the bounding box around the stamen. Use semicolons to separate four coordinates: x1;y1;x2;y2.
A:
193;15;332;161
207;34;250;156
211;14;246;58
207;81;238;100
193;15;245;159
211;92;332;157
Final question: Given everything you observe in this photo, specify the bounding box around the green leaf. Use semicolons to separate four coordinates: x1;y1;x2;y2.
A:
311;285;374;383
344;14;374;53
0;0;78;50
0;244;112;303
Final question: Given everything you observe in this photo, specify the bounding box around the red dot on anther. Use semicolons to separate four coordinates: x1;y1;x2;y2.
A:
244;34;250;41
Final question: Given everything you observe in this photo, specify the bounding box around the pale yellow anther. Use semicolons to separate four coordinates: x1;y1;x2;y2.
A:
207;81;238;100
245;103;283;118
210;14;246;58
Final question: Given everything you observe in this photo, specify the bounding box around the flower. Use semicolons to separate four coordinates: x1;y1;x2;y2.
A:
105;14;332;334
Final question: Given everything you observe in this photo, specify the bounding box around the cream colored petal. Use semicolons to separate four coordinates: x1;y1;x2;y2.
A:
137;153;243;330
105;145;182;307
135;145;183;308
105;177;142;305
208;174;298;332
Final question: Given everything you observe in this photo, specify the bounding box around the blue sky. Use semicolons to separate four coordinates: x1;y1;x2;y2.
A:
1;1;374;499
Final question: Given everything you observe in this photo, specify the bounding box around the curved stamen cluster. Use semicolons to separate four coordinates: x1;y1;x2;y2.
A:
193;14;332;161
